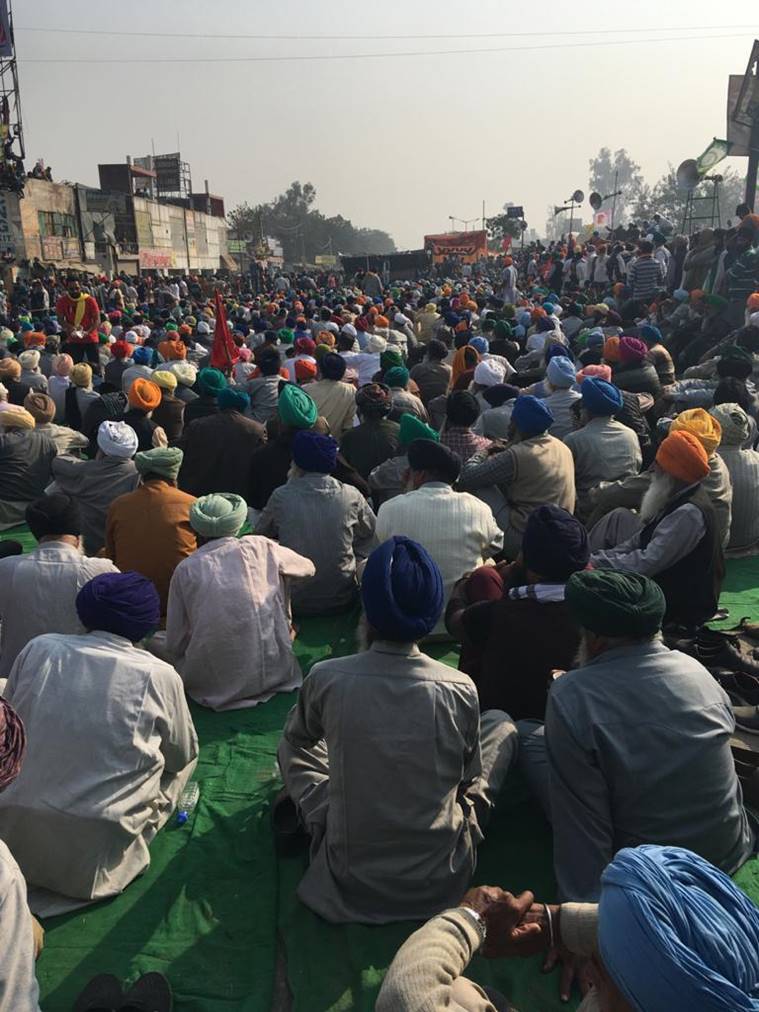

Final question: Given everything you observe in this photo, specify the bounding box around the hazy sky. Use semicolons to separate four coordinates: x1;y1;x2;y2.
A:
15;1;759;249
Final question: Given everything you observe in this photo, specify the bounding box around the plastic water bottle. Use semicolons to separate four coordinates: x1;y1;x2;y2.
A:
176;782;200;826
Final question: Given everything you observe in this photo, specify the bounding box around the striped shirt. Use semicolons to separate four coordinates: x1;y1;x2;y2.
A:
717;445;759;554
627;255;665;300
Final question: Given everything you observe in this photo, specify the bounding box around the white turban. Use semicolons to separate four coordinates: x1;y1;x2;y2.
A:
365;335;387;354
341;323;357;339
474;359;506;387
97;420;138;459
168;361;198;387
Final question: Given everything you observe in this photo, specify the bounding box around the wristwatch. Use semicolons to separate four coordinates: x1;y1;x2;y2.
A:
458;905;487;946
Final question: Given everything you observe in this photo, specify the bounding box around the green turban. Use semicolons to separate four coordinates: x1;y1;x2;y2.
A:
165;322;178;332
197;367;227;397
380;348;404;371
384;366;410;389
278;383;317;429
493;320;513;340
135;446;183;482
190;493;247;539
278;327;294;345
705;294;728;311
398;412;439;447
565;570;665;639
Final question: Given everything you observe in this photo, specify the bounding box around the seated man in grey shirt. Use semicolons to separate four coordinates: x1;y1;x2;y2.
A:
518;569;755;903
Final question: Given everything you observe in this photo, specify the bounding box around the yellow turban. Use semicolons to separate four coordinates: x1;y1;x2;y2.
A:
0;406;35;430
670;408;721;456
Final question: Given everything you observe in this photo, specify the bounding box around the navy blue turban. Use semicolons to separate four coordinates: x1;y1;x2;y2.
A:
76;571;160;642
521;504;589;581
511;395;554;436
218;387;250;413
321;352;347;381
292;430;338;473
545;343;573;362
599;845;759;1012
581;376;623;415
639;324;663;346
362;536;444;642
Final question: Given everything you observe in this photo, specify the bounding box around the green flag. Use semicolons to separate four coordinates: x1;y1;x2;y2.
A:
696;138;731;175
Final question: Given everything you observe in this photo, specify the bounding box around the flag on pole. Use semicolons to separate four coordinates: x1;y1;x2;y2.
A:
696;138;732;175
210;289;239;373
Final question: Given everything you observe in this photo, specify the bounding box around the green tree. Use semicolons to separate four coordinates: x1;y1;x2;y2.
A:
227;182;395;264
588;147;644;222
486;212;522;250
631;166;746;232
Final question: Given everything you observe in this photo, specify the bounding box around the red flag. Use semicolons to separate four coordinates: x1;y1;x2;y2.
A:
210;289;239;373
501;235;512;252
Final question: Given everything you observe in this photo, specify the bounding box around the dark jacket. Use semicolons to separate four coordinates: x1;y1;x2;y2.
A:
82;391;128;457
448;593;580;720
612;360;662;398
152;393;185;444
639;484;724;628
248;430;370;510
339;419;401;480
4;378;31;406
122;408;158;452
178;409;267;500
173;384;199;405
183;393;218;427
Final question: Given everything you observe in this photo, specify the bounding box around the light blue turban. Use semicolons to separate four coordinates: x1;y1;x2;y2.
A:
599;845;759;1012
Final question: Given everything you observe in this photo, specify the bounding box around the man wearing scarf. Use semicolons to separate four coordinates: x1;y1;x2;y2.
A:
0;572;198;916
55;276;100;367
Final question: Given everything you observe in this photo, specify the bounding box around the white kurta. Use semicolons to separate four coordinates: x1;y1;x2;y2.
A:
0;841;41;1011
0;632;198;916
165;535;315;711
0;543;119;678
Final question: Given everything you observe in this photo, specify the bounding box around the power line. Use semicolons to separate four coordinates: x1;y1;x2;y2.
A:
13;22;759;41
16;31;756;64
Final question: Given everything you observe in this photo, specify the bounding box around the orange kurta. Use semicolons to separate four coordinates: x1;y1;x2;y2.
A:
105;480;197;618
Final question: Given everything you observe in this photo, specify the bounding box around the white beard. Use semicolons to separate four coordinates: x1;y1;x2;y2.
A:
573;631;590;669
639;471;681;524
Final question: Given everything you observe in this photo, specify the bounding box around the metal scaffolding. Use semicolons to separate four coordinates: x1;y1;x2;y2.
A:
0;1;25;193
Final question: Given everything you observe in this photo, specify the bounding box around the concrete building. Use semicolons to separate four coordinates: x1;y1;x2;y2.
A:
0;158;234;277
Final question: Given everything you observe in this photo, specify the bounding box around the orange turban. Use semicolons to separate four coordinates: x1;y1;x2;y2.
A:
158;337;187;361
23;331;46;349
294;359;317;383
315;331;336;348
128;378;161;412
374;315;390;328
656;430;709;484
451;345;479;386
603;336;621;363
690;289;705;304
747;292;759;311
670;407;721;455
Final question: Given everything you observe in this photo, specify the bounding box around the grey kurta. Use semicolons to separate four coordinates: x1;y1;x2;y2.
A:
542;641;755;901
49;455;140;555
279;642;517;923
0;631;198;916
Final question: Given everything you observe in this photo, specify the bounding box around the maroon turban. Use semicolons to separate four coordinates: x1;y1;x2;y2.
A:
0;698;25;791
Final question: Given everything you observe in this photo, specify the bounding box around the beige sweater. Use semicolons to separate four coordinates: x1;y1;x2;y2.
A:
376;904;599;1012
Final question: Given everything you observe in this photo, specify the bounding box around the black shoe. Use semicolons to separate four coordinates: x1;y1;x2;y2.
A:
271;786;309;856
73;974;123;1012
718;672;759;706
119;973;172;1012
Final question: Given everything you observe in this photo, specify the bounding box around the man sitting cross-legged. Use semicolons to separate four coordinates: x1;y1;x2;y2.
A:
0;571;198;915
277;535;518;923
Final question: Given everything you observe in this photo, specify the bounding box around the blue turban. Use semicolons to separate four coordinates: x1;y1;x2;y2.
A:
546;356;578;389
218;387;250;412
639;324;663;346
673;288;690;302
511;395;554;436
521;504;589;580
514;324;526;340
599;845;759;1012
76;571;160;642
292;430;338;473
362;536;444;642
468;336;488;355
546;343;572;362
444;312;461;327
587;330;606;349
581;376;623;415
133;346;152;365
